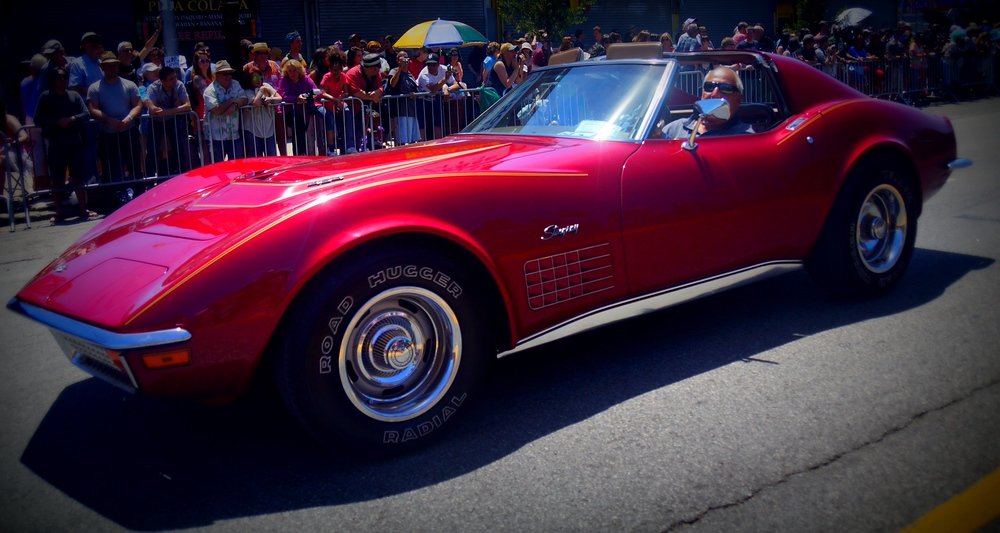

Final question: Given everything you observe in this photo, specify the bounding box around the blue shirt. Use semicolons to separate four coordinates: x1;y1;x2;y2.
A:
69;54;103;91
662;115;755;140
675;33;702;53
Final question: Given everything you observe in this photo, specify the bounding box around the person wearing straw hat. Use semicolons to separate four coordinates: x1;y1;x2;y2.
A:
203;60;247;162
244;42;287;155
87;51;142;182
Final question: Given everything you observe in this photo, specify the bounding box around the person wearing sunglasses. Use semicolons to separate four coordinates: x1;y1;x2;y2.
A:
660;66;753;140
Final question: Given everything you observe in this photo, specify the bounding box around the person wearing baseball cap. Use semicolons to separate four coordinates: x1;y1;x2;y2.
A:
365;40;390;74
38;40;68;92
41;39;63;55
69;31;104;96
415;52;458;140
343;51;384;150
282;30;305;67
675;19;703;65
488;42;525;97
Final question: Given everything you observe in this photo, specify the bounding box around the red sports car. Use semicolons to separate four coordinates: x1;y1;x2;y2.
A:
9;48;968;450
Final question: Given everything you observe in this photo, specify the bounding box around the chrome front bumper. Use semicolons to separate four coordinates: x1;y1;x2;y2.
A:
7;299;191;393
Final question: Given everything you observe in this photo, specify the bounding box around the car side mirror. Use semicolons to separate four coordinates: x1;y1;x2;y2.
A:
682;98;731;151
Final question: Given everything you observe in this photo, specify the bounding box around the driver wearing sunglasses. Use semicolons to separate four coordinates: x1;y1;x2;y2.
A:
660;66;754;140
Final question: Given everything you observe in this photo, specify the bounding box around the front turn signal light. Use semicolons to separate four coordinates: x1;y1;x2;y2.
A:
141;349;192;369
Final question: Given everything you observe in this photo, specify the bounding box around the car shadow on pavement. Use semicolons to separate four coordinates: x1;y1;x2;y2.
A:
19;247;993;530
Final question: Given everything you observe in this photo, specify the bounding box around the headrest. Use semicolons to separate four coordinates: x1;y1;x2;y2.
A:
605;42;661;60
548;47;583;66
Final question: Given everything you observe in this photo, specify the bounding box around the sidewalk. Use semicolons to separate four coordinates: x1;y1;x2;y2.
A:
1;193;69;233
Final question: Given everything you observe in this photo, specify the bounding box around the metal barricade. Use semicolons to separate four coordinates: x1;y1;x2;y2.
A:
3;111;203;229
141;111;201;179
3;129;32;231
941;49;998;100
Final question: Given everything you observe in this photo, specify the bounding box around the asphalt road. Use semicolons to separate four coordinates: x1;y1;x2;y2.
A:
1;98;998;532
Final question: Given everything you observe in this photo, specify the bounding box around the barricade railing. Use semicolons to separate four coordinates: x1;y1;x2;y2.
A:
379;88;482;147
4;111;202;229
813;52;997;103
3;131;32;231
675;52;998;106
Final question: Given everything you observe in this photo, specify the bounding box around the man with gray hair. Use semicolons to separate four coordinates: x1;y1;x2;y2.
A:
674;20;703;52
117;41;141;85
660;67;753;140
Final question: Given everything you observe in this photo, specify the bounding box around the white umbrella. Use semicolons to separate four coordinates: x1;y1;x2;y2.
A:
836;7;873;27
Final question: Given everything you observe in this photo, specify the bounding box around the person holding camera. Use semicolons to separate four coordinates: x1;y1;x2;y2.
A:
416;53;459;140
488;43;525;98
444;48;471;133
384;50;420;145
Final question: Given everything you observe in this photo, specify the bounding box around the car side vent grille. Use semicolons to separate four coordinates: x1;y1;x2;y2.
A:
524;243;615;310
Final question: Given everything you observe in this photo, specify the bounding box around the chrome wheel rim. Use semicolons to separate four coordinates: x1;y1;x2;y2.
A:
339;287;461;422
856;183;907;274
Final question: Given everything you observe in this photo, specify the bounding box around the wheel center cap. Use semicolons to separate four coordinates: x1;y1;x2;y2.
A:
384;337;416;369
871;217;887;240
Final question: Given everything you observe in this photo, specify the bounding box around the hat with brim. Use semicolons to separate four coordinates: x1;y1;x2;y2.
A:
501;43;516;53
520;42;533;51
141;62;160;74
30;54;48;71
362;53;381;67
81;32;101;45
99;51;120;65
215;60;235;74
42;39;64;55
252;42;270;54
425;53;439;65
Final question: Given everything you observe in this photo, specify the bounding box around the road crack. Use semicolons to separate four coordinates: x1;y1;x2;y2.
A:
662;378;1000;532
0;257;45;267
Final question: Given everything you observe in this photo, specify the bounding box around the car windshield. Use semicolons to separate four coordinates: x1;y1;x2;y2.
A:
464;62;671;141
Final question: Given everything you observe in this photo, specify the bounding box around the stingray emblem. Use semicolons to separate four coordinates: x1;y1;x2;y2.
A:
541;223;579;240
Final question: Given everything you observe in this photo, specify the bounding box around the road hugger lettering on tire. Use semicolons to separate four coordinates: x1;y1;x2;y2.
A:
368;265;463;297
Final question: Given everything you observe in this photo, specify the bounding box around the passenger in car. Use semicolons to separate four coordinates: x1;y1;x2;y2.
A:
660;66;754;139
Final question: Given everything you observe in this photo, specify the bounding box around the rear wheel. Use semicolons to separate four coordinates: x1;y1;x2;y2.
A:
807;160;918;298
275;248;493;451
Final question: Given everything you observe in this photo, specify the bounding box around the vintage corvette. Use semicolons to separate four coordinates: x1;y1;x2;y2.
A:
9;48;968;449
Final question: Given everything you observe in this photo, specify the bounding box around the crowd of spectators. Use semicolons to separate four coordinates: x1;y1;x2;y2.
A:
4;13;998;216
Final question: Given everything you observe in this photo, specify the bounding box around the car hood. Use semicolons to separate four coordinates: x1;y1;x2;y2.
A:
15;135;590;328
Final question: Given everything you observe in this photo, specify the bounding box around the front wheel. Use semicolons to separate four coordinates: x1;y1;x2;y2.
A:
275;249;494;451
807;160;918;298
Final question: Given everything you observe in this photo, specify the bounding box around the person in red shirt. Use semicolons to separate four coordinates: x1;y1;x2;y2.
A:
318;49;354;154
408;47;429;79
344;53;384;151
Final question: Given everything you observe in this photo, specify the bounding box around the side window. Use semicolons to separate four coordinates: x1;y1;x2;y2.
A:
737;67;781;133
650;64;783;138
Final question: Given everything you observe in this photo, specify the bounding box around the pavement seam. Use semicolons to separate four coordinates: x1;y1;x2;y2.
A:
0;257;45;267
662;377;1000;532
